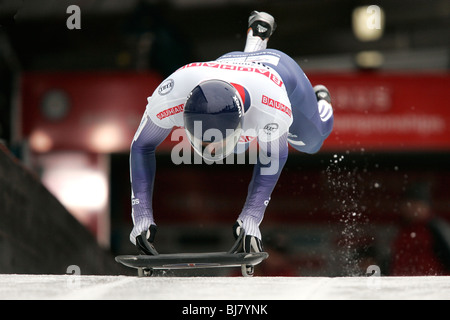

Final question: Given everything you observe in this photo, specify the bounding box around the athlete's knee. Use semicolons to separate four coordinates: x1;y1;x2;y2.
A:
305;141;324;154
288;140;323;154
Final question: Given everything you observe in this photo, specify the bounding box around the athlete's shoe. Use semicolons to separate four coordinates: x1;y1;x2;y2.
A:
135;224;159;255
314;85;333;123
314;85;332;104
244;11;276;52
248;11;277;40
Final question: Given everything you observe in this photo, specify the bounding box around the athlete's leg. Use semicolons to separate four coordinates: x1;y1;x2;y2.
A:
244;11;276;52
261;49;334;154
287;84;334;154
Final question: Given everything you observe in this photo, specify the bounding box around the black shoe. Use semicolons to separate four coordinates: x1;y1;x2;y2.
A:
248;11;277;40
314;85;332;104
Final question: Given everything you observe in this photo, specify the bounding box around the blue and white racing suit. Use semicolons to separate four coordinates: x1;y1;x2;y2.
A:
129;49;333;244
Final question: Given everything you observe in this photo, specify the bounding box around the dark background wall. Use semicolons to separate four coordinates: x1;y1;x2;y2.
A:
0;144;127;275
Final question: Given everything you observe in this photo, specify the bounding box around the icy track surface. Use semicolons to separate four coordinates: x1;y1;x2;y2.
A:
1;274;449;300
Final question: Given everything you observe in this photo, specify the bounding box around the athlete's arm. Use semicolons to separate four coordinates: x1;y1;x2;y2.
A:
236;133;288;250
129;111;172;246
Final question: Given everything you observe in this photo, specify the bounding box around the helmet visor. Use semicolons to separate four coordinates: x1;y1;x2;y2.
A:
186;120;242;162
183;79;244;162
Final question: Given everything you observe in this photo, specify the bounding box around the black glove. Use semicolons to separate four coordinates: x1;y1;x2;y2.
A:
232;220;264;253
135;224;158;255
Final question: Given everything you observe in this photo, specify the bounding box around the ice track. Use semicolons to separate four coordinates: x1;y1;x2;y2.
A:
1;274;449;300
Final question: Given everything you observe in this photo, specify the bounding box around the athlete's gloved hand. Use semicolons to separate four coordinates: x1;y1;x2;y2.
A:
232;219;264;253
135;224;159;255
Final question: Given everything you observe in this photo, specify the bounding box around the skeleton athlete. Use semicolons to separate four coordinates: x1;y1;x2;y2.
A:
129;11;334;254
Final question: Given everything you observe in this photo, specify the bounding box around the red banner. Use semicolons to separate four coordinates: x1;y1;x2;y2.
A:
20;71;450;153
307;72;450;152
20;71;162;153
